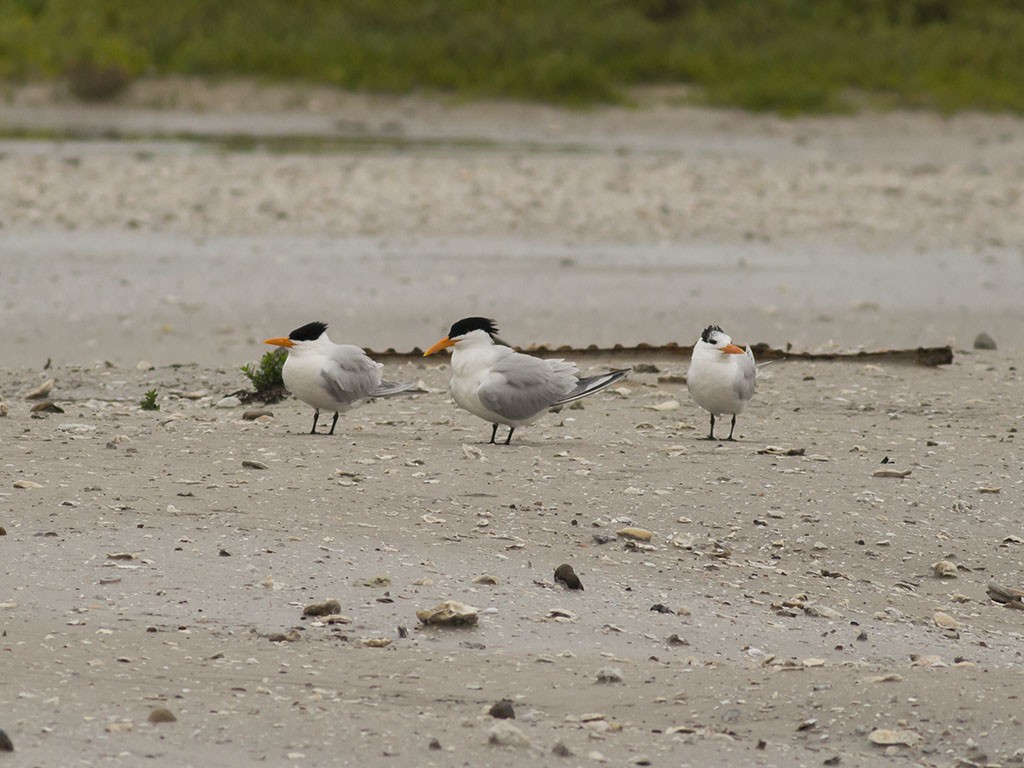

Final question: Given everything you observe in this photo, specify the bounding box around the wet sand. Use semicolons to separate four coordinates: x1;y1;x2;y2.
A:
1;81;1023;767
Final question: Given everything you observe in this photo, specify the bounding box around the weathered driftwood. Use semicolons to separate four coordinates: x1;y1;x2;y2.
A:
370;343;954;367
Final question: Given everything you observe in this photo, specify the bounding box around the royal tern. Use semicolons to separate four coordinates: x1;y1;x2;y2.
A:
264;321;414;435
686;324;756;441
423;317;630;445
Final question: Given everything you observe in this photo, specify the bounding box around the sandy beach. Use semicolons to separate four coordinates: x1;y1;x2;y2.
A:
1;81;1023;767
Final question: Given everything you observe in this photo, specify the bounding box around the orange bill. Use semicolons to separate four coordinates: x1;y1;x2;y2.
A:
721;343;745;354
264;337;294;348
423;336;456;357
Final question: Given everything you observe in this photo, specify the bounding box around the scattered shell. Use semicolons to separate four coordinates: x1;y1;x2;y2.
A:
363;574;391;588
757;446;805;456
267;629;301;643
595;667;623;684
865;673;903;683
487;721;531;748
931;560;958;578
472;574;499;585
804;604;843;619
58;423;96;434
933;611;960;630
25;379;54;399
106;552;138;561
148;707;177;724
868;729;921;747
646;400;680;411
362;637;392;648
13;480;44;489
303;599;342;617
242;409;273;420
987;583;1024;608
0;402;8;417
30;400;63;414
461;444;487;461
616;527;652;542
489;700;516;719
872;468;912;478
547;609;578;622
416;600;479;627
554;564;583;591
241;460;268;470
215;396;242;408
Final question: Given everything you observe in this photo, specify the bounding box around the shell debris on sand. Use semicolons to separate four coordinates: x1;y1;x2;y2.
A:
616;527;652;542
416;600;480;627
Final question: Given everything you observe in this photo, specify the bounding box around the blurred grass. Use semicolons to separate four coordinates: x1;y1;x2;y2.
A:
1;0;1023;113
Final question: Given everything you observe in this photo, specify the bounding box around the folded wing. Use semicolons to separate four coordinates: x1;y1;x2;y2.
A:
477;353;578;421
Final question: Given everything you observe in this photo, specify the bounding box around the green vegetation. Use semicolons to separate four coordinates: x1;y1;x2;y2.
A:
2;0;1023;113
242;349;287;403
140;389;160;411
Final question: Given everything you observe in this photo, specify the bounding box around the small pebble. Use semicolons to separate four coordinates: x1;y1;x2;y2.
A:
0;727;12;751
215;396;242;408
554;564;584;591
489;700;516;719
241;460;268;469
973;332;997;350
303;599;342;617
595;667;623;684
148;707;177;724
243;409;273;420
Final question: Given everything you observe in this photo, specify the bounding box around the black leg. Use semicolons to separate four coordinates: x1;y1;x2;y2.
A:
310;410;320;434
504;427;515;445
727;415;737;441
489;423;499;444
705;413;716;440
329;412;340;435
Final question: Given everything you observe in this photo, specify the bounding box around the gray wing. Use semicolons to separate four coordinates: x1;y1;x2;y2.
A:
370;379;416;397
478;352;576;421
320;345;383;404
734;347;757;402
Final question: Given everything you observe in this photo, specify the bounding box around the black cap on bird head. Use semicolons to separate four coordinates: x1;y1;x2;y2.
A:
289;321;328;342
701;325;724;343
448;317;499;339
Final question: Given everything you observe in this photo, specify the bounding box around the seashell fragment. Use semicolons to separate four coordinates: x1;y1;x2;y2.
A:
868;729;920;746
931;560;958;578
616;527;652;542
416;600;479;627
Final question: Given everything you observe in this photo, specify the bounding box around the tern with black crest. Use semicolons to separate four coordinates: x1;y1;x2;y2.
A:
423;317;630;445
264;321;414;435
686;324;756;441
